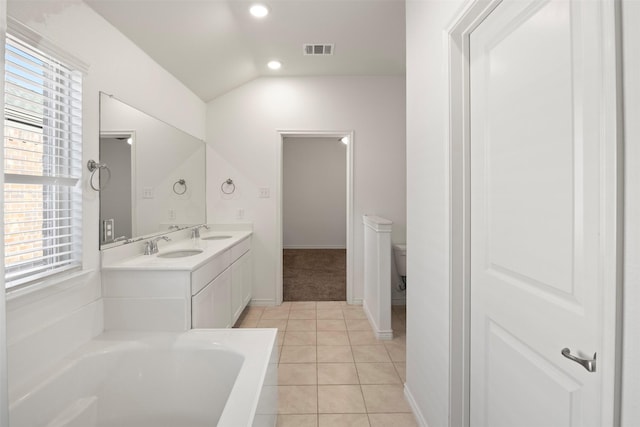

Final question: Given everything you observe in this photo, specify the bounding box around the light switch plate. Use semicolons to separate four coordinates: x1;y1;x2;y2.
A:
102;218;114;242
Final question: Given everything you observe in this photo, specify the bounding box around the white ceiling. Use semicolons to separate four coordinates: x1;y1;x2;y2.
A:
84;0;406;102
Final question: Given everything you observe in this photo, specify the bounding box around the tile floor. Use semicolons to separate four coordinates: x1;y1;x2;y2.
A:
235;301;416;427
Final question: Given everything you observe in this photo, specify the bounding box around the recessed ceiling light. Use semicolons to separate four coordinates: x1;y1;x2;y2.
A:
250;4;269;18
267;60;282;70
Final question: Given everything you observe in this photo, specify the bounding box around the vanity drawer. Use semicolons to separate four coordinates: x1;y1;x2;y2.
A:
191;250;231;295
231;237;251;262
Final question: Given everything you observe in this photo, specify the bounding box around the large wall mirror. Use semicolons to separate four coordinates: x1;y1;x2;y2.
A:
99;92;206;249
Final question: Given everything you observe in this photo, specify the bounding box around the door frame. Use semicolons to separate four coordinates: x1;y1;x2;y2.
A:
446;0;623;426
99;130;137;239
275;130;355;305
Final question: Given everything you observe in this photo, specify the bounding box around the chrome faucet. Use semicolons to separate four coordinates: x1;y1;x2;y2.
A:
191;224;210;239
144;236;171;255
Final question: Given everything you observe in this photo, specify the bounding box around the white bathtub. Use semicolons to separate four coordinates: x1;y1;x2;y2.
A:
9;329;278;427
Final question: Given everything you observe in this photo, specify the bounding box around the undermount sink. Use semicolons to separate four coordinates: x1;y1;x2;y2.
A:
201;235;233;241
157;249;204;258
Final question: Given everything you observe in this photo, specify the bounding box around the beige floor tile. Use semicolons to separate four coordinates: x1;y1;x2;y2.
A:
391;334;407;345
237;318;258;328
290;301;317;310
346;318;372;331
348;331;381;346
277;414;318;427
241;309;263;320
288;319;317;331
319;414;370;427
318;385;366;413
356;363;401;384
394;362;406;382
279;385;318;414
317;309;344;320
317;331;350;346
289;309;317;319
279;363;317;385
342;308;367;319
352;346;391;363
280;345;317;363
284;331;317;346
361;385;411;413
258;318;288;330
262;308;291;320
368;413;417;427
277;331;285;346
317;346;354;363
317;363;359;385
278;302;293;308
317;319;347;331
316;301;346;309
384;342;406;362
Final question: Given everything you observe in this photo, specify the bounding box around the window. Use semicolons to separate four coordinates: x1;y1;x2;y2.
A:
4;32;83;289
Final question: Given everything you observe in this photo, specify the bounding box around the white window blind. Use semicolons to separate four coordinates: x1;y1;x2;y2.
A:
4;33;83;289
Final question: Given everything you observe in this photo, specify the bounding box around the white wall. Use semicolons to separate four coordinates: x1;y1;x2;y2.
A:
283;137;347;249
405;0;464;425
4;0;205;393
206;76;406;305
622;1;640;424
406;1;639;426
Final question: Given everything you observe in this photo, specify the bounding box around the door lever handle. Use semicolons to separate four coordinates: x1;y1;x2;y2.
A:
561;348;596;372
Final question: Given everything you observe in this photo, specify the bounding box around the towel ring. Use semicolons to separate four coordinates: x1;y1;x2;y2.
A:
173;179;187;195
87;160;111;191
221;178;235;195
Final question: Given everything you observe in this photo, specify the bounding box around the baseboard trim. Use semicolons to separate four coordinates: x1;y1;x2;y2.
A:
248;299;278;307
362;300;394;341
283;245;347;250
404;383;430;427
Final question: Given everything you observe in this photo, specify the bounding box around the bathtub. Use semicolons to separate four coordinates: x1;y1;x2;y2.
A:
9;329;278;427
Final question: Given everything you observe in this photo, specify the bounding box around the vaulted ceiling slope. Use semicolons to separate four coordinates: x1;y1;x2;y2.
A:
84;0;406;102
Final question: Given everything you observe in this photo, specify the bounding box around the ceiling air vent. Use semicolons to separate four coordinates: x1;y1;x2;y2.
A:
303;44;334;56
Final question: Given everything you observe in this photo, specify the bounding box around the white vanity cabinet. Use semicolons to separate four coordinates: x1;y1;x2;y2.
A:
191;236;251;328
192;268;232;328
102;231;252;332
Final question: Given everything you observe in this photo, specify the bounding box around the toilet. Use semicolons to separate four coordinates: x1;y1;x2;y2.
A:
393;243;406;290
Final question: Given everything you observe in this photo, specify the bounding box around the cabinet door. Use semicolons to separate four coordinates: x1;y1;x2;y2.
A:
192;268;231;328
231;251;252;324
241;250;252;307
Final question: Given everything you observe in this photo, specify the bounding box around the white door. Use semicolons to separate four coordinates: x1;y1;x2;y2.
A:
469;0;618;426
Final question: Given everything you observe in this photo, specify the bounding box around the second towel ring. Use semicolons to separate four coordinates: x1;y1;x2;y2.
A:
87;160;111;191
221;178;235;194
173;179;187;195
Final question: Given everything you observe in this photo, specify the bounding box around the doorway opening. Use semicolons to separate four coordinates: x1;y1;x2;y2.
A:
276;131;354;304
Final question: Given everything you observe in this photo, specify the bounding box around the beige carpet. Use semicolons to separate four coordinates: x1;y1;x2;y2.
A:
283;249;346;301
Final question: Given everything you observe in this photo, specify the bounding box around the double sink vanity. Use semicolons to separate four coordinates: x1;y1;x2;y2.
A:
101;225;252;331
98;94;253;332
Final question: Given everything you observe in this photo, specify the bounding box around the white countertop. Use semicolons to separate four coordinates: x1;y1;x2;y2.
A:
101;230;252;272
